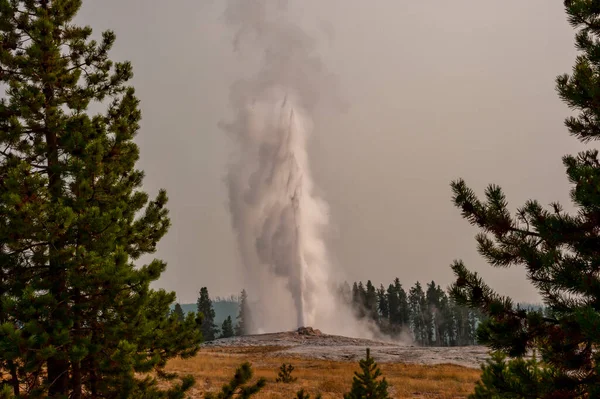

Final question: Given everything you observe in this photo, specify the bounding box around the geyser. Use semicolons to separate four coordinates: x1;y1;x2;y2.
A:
225;89;332;330
221;0;342;333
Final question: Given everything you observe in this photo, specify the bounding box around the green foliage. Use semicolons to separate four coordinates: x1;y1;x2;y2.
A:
205;362;266;399
221;315;235;339
343;348;390;399
172;300;239;327
275;363;297;383
409;282;428;345
449;1;600;396
387;278;410;333
173;302;185;322
0;0;202;397
295;389;322;399
344;278;482;346
197;286;219;341
470;352;557;399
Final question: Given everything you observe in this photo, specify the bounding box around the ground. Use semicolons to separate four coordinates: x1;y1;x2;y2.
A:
165;328;485;398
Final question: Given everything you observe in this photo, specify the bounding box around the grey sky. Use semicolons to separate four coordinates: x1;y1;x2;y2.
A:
76;1;581;304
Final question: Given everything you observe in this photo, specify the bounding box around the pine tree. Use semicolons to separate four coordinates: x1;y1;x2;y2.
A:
221;315;235;338
470;352;554;399
365;280;378;322
449;1;600;395
205;362;266;399
409;282;427;345
235;289;250;336
0;1;201;397
173;302;185;322
343;348;390;399
394;278;410;327
275;363;297;383
386;283;399;330
377;284;389;327
437;289;453;346
197;286;218;341
425;281;439;345
354;282;367;319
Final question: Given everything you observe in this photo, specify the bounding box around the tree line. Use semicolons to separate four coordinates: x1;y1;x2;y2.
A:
187;280;493;347
338;279;484;346
172;287;251;341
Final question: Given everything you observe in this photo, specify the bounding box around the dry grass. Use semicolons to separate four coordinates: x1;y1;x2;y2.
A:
165;347;482;398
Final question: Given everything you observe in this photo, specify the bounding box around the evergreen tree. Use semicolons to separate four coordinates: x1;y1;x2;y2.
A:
425;281;451;346
436;288;453;346
408;282;427;345
275;363;297;383
355;281;367;319
425;281;439;345
221;315;235;338
386;283;400;328
387;279;410;336
394;278;410;327
0;1;201;397
449;1;600;395
377;284;389;324
197;286;218;341
470;352;554;399
235;289;250;336
365;280;378;321
205;362;266;399
173;302;186;322
343;348;390;399
452;302;474;346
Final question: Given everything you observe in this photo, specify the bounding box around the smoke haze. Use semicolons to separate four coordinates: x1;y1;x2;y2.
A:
75;1;579;310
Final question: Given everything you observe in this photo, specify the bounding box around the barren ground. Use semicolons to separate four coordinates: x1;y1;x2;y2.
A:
203;328;490;368
165;328;487;398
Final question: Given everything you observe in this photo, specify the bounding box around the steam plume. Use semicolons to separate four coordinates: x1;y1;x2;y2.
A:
221;0;343;332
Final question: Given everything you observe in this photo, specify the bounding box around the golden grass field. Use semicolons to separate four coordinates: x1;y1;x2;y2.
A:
165;346;482;398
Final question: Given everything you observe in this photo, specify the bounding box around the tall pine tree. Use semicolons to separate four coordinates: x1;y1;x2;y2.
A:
235;288;250;336
449;1;600;396
364;280;378;322
173;302;185;322
377;284;389;324
0;1;202;397
408;282;427;345
197;286;218;341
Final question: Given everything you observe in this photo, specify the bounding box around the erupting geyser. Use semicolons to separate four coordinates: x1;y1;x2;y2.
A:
221;0;343;333
225;89;334;331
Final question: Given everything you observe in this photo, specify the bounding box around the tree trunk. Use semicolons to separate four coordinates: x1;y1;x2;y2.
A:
71;360;82;399
8;360;19;396
40;0;70;395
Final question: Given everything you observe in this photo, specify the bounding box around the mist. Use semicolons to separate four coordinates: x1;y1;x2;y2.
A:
220;0;372;335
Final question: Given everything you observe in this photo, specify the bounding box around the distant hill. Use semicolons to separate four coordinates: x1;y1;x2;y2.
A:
174;301;240;330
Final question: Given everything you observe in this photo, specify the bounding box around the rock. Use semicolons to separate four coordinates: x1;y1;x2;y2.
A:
296;326;322;336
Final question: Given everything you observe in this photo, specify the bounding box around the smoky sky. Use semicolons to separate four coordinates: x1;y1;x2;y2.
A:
75;0;580;304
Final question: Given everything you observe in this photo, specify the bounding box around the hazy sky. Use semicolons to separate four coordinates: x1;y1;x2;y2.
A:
75;1;582;304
